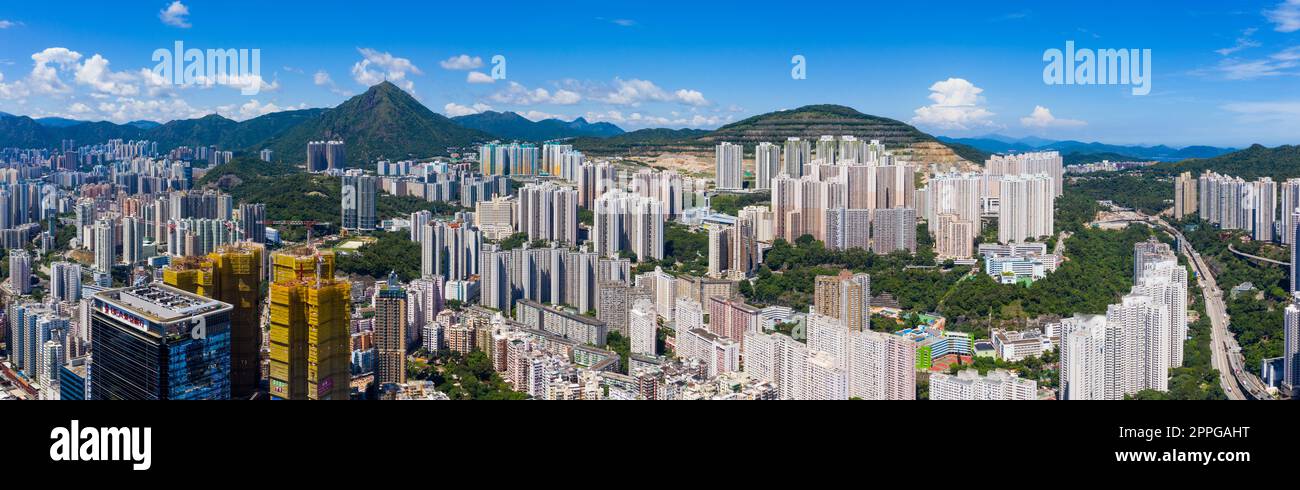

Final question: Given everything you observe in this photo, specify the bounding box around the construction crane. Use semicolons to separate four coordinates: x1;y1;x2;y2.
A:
259;220;333;246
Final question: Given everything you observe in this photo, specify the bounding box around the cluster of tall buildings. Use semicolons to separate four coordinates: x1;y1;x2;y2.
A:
307;140;345;173
766;140;920;253
162;243;265;398
517;182;579;245
744;317;915;400
479;142;540;176
1178;168;1300;393
1059;239;1187;399
1190;170;1279;241
919;151;1062;259
593;189;664;261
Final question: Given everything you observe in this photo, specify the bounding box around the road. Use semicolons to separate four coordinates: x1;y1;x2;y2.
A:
1227;244;1291;267
1146;217;1270;400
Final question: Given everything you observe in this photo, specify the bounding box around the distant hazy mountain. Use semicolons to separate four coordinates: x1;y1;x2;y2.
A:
263;81;493;165
35;117;86;128
451;111;624;141
0;115;145;148
939;135;1236;162
568;128;713;154
127;120;162;130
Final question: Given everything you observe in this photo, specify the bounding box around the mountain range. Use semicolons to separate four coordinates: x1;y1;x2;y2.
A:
938;134;1236;162
451;111;623;141
0;84;1248;168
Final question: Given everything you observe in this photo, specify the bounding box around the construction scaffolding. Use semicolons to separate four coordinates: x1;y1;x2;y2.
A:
268;248;350;400
162;242;265;399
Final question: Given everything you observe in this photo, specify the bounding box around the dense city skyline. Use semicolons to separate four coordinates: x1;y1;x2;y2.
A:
2;1;1300;146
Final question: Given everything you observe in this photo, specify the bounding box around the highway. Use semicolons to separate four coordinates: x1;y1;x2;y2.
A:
1227;244;1291;267
1147;216;1271;400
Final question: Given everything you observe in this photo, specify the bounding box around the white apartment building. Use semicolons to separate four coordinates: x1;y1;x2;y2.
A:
930;369;1037;400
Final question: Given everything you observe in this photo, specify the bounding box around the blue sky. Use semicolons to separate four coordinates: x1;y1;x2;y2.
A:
1;0;1299;147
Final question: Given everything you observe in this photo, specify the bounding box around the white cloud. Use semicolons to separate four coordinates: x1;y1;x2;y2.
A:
216;99;306;121
439;55;483;70
28;47;83;95
1208;47;1300;80
191;73;279;93
314;70;352;96
0;69;21;99
159;1;192;28
583;109;731;128
351;48;421;92
521;110;566;121
75;54;140;96
443;102;493;117
911;77;997;130
593;78;710;106
0;20;21;29
1019;105;1086;128
67;102;91;114
1267;0;1300;32
466;71;495;84
674;89;707;106
1216;28;1260;56
488;81;581;105
93;97;208;123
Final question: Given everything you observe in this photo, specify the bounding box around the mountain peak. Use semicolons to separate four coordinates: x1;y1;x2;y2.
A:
264;82;491;164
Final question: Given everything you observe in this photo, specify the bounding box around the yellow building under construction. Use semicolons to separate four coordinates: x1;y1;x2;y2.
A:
268;249;351;400
163;242;264;399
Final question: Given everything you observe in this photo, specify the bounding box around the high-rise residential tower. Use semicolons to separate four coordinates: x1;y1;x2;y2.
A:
268;250;351;400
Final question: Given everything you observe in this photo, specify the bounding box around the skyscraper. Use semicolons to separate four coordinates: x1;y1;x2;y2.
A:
8;248;31;295
268;250;351;400
629;299;656;356
90;284;233;400
1060;314;1109;400
1285;293;1300;398
985;151;1064;197
341;173;377;231
121;216;144;265
93;218;115;273
1281;179;1300;245
998;174;1054;244
813;271;871;333
1173;171;1198;220
1250;177;1277;242
871;208;917;254
593;189;663;261
163;242;264;399
374;272;408;387
783;137;810;178
754;142;781;190
848;329;916;400
307;140;344;172
49;261;82;303
715;142;743;191
238;203;267;243
518;182;580;245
